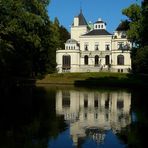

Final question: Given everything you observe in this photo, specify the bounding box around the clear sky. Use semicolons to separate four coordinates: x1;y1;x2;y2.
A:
48;0;141;33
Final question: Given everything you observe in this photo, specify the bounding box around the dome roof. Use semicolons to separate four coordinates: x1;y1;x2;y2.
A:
66;39;78;44
94;18;106;24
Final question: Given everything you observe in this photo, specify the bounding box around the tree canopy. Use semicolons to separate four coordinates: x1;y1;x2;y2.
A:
0;0;69;81
122;0;148;74
122;4;142;46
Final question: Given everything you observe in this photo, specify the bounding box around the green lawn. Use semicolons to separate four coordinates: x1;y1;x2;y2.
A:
36;72;148;88
36;72;128;84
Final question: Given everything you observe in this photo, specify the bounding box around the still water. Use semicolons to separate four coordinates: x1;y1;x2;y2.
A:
0;85;147;148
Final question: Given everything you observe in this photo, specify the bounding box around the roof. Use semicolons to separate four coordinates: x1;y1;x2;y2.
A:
116;21;129;31
77;10;88;26
83;29;112;36
95;20;104;24
66;39;78;44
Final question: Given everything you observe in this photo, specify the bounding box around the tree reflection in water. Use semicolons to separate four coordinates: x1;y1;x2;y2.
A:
117;89;148;148
0;86;67;148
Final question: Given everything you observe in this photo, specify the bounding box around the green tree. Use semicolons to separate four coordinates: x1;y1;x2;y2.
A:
140;0;148;46
122;1;148;74
59;25;70;49
48;17;61;73
0;0;56;79
133;46;148;73
48;17;70;72
122;4;142;47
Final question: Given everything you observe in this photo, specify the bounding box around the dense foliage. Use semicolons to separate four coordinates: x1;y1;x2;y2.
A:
0;0;69;80
122;0;148;73
122;4;141;46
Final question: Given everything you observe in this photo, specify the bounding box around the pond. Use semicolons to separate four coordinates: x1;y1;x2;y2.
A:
0;85;147;148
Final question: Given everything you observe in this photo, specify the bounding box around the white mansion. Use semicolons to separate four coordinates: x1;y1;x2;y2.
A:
56;10;131;73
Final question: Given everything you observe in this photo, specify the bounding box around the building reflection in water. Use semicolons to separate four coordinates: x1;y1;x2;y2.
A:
56;90;131;146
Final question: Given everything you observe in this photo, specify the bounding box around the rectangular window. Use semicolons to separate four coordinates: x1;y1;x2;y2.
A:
95;43;99;50
84;94;88;108
94;100;98;107
62;91;70;107
94;94;98;107
117;100;124;109
95;113;98;119
105;44;110;50
118;42;124;50
84;113;87;119
84;43;88;51
62;55;71;69
105;95;109;109
84;99;88;108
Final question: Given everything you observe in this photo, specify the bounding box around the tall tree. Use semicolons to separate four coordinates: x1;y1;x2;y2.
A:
140;0;148;46
122;4;142;47
122;0;148;74
59;25;70;49
0;0;56;79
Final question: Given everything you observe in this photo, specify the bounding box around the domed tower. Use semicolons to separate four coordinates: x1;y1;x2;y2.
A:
65;39;79;50
93;18;106;30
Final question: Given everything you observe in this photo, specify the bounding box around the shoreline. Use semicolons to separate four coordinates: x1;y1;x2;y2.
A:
36;72;148;88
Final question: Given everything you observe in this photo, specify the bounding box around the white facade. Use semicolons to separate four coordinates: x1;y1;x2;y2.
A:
56;90;131;146
56;11;131;73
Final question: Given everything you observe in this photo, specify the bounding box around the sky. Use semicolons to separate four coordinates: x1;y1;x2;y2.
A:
48;0;141;33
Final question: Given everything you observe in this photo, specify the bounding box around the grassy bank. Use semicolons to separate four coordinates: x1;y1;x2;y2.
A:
36;72;148;88
36;72;128;84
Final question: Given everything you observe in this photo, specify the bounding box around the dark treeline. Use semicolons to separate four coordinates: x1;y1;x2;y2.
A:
122;0;148;73
0;0;70;82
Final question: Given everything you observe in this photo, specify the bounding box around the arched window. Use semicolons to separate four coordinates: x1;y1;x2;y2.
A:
117;55;124;65
84;55;88;65
62;55;71;69
105;55;110;65
95;55;99;66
